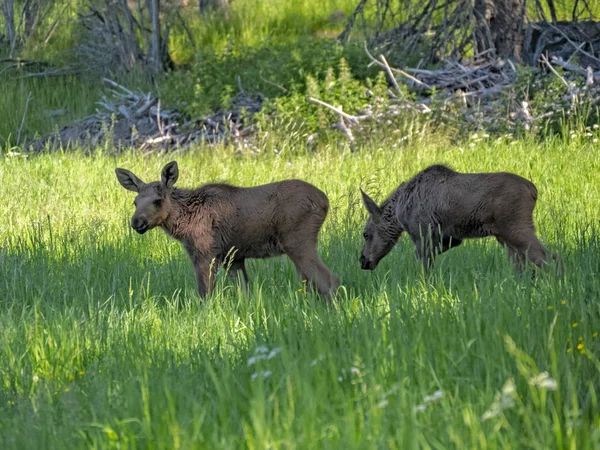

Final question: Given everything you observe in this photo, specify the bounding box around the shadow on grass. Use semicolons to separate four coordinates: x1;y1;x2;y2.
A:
1;225;600;448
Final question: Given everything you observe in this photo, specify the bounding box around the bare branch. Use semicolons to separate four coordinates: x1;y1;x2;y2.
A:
308;97;360;124
16;92;32;146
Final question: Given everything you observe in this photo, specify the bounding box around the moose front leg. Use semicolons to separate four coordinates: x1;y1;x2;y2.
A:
411;228;452;271
227;259;249;285
414;239;435;270
191;257;219;298
441;235;462;253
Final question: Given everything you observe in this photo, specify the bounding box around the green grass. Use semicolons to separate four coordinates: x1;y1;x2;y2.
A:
0;75;103;145
168;0;356;64
1;135;600;448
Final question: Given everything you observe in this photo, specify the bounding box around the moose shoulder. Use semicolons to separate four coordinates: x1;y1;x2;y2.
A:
115;161;339;299
360;164;559;272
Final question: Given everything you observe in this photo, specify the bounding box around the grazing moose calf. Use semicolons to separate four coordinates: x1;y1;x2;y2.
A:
359;164;560;273
115;161;340;299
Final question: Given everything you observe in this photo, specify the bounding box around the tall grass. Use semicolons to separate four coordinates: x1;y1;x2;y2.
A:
169;0;356;63
1;135;599;448
0;75;104;145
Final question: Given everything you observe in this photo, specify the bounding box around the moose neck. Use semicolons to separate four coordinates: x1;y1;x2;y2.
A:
160;188;192;240
381;203;403;239
380;192;404;240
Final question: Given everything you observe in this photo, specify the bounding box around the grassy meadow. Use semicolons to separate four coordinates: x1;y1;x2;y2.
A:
2;0;600;447
1;135;600;448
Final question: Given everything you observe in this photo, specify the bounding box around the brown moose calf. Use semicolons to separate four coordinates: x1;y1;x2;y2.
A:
116;161;339;299
359;164;559;273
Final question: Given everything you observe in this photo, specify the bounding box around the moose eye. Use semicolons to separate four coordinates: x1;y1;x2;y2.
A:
153;199;162;207
363;232;369;240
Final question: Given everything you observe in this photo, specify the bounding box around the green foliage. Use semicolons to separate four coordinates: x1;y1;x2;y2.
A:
0;75;102;144
1;138;600;447
162;39;372;116
167;0;356;64
257;58;388;138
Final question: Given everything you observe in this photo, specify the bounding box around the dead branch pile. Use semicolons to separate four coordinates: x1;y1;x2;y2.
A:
25;79;263;153
309;43;600;140
342;0;598;64
523;21;600;69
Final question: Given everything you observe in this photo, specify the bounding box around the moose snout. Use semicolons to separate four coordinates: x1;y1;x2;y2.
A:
131;216;149;234
360;254;375;270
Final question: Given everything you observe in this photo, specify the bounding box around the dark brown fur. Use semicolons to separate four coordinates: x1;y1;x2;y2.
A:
359;164;560;272
116;161;340;299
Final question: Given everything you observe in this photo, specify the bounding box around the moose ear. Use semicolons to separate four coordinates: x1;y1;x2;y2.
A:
161;161;179;189
115;168;145;192
360;188;381;224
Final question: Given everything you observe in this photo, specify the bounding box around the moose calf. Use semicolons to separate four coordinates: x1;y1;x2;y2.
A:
359;164;559;273
116;161;339;299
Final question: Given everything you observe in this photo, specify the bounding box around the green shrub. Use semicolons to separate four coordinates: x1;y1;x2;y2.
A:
162;39;374;117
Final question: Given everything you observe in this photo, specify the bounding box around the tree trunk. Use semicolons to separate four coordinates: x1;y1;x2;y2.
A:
2;0;16;49
475;0;526;60
24;0;41;38
148;0;162;73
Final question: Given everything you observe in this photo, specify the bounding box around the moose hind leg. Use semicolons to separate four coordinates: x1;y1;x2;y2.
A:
286;249;339;300
499;231;549;271
496;236;525;271
281;212;339;300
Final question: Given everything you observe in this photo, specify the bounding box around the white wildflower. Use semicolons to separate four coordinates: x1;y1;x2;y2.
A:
502;378;516;396
423;390;443;403
498;395;515;410
377;399;389;409
481;407;499;421
7;151;27;158
267;348;281;359
32;375;40;383
529;372;558;391
414;404;427;413
350;367;361;376
538;378;558;390
251;370;272;381
413;389;444;413
481;378;516;421
248;345;279;366
310;355;325;367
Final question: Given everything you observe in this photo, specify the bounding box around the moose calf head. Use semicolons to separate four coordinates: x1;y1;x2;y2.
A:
115;161;179;234
359;189;401;270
